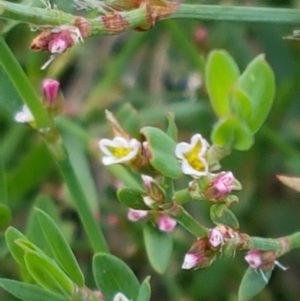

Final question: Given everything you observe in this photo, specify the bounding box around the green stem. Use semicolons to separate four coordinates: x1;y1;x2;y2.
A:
247;236;281;252
0;36;53;129
58;151;109;253
169;205;208;237
287;232;300;250
1;1;300;39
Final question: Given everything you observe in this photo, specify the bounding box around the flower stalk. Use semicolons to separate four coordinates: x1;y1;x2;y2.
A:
1;1;300;40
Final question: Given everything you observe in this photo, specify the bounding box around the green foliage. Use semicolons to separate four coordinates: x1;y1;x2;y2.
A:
137;277;151;301
206;50;275;151
93;253;140;301
143;223;173;274
238;268;272;301
210;204;239;229
140;127;182;179
117;187;149;210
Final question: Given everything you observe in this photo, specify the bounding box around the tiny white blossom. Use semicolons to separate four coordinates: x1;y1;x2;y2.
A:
14;105;34;124
175;134;209;178
113;292;131;301
127;209;148;222
182;253;201;270
99;137;141;165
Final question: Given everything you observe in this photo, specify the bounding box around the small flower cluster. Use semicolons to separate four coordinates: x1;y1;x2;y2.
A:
182;225;241;269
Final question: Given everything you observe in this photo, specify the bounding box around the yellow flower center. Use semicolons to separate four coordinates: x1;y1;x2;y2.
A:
108;146;131;158
183;140;206;171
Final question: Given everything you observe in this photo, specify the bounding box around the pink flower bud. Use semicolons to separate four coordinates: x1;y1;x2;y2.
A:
182;253;202;269
205;171;235;200
245;250;263;269
208;228;224;247
43;79;60;103
157;215;176;232
127;209;148;222
48;30;73;54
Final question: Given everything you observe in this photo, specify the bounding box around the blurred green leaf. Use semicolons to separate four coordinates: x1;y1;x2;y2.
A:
238;268;272;301
205;50;240;117
237;54;275;133
0;279;66;301
137;277;151;301
210;204;239;229
140;126;182;179
229;88;252;121
211;116;254;151
166;112;178;141
93;253;140;301
117;187;149;210
35;208;85;287
24;251;74;296
143;223;173;274
0;204;12;230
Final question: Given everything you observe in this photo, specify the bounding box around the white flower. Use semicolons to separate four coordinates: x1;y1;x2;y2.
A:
113;292;131;301
182;253;201;269
14;105;34;124
175;134;209;178
99;137;141;165
127;209;148;222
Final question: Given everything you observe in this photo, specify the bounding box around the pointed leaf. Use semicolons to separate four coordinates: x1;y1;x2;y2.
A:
237;54;275;133
0;279;66;301
137;277;151;301
24;252;74;296
166;112;178;141
143;223;173;274
210;204;239;229
35;208;84;286
0;204;11;230
117;187;149;210
140;127;182;179
93;253;140;301
211;116;254;151
205;50;240;117
238;268;272;301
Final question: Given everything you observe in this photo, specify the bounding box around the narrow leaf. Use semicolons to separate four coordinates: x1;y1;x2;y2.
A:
24;252;74;296
93;253;140;301
35;208;85;286
238;268;272;301
0;279;66;301
166;112;178;141
143;223;173;274
137;277;151;301
210;204;239;229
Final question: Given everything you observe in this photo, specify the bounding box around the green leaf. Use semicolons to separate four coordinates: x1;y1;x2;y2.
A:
210;204;239;229
140;127;182;179
211;116;254;151
143;223;173;274
237;54;275;133
116;103;141;139
117;187;149;210
229;88;252;121
205;50;240;117
35;208;85;287
238;268;272;301
5;227;28;267
93;253;140;301
0;204;11;230
0;279;66;301
166;112;178;141
24;251;74;296
137;277;151;301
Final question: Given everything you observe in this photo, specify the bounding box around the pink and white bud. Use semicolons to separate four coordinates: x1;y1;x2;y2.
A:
141;175;155;190
48;32;70;53
205;171;236;200
14;105;34;124
127;209;148;222
157;215;177;232
42;79;60;102
245;249;263;269
182;253;202;269
208;228;224;247
143;196;156;208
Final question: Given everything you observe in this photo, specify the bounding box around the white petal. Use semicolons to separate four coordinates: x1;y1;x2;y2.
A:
113;292;131;301
175;142;192;159
182;253;199;269
14;105;34;123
